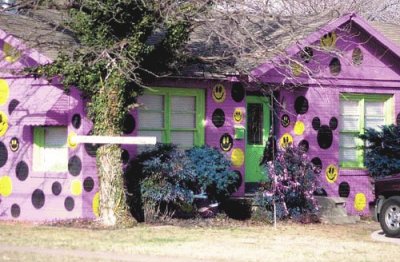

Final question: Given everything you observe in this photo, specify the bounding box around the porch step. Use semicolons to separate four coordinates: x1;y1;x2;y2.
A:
315;196;360;224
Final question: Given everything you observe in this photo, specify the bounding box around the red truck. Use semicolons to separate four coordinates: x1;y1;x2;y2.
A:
373;174;400;237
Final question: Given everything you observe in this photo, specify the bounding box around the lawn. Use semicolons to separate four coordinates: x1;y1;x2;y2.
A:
0;219;397;261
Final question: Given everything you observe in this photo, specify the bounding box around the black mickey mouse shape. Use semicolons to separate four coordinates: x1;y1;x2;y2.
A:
312;117;338;149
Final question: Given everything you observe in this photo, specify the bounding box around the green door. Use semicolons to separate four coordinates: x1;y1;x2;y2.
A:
245;96;270;193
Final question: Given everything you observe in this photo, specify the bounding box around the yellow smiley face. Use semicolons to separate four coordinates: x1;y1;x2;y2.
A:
354;193;366;211
279;133;293;148
320;31;337;48
0;111;9;137
325;164;338;183
9;137;19;152
233;108;243;123
212;84;226;103
220;133;233;152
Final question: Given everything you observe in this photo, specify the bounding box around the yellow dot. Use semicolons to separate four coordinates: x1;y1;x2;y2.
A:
291;62;302;76
325;164;338;183
279;133;293;148
354;193;366;211
233;108;243;123
71;179;82;196
3;43;21;63
0;79;9;106
0;176;12;197
0;111;9;137
67;131;78;149
294;121;305;135
231;148;244;167
92;192;100;217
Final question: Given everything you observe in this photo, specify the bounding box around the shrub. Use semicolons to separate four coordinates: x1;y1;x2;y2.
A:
359;125;400;178
256;145;319;220
186;146;240;201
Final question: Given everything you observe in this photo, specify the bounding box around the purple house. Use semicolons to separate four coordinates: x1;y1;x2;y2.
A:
0;10;399;221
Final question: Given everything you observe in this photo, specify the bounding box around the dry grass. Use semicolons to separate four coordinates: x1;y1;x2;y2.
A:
0;219;397;262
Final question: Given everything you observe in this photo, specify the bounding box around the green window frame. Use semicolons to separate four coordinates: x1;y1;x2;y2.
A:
339;93;393;168
33;126;68;172
138;87;205;148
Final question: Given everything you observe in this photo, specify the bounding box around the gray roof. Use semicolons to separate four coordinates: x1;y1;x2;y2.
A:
370;22;400;47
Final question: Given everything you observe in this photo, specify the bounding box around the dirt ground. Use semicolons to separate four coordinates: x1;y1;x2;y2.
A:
0;218;397;262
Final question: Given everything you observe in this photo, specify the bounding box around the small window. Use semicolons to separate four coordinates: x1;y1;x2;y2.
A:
33;126;68;172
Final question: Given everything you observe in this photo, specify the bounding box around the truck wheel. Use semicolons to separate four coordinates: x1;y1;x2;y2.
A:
380;197;400;237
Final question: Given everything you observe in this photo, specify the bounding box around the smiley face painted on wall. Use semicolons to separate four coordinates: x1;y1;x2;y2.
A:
0;111;9;137
320;31;337;48
281;114;290;127
233;108;243;123
9;137;19;152
279;133;293;148
325;164;338;183
220;133;233;152
212;84;226;103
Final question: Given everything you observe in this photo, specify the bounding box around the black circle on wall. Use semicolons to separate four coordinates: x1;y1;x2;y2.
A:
294;96;309;115
32;189;45;209
0;142;8;168
68;156;82;176
352;47;363;66
122;149;130;164
83;177;94;192
311;157;322;174
281;114;290;128
338;182;350;198
329;117;338;130
298;140;309;153
212;108;225;128
9;137;19;152
52;181;62;196
220;133;233;152
84;130;100;157
232;170;243;191
317;125;333;149
123;114;136;134
71;114;81;129
312;117;321;130
8;99;19;115
11;204;20;218
64;197;75;211
231;82;245;103
397;113;400;126
16;161;29;181
300;46;313;63
329;57;341;76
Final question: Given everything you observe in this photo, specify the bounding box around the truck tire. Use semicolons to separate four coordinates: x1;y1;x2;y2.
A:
379;197;400;237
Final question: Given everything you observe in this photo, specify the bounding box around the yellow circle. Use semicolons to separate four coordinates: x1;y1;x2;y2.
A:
212;84;226;103
279;133;293;148
320;31;337;48
231;148;244;167
71;179;82;196
325;164;338;183
0;111;9;137
0;79;9;106
294;121;305;135
354;193;366;211
92;192;100;217
3;43;21;63
291;62;302;76
67;131;78;149
233;108;243;123
0;176;12;197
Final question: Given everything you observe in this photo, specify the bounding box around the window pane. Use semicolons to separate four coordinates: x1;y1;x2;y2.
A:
138;130;163;143
171;131;194;147
340;148;357;162
139;112;164;129
340;100;359;115
365;116;385;130
247;103;263;145
44;147;68;171
172;113;195;128
171;96;195;112
140;94;163;111
340;116;359;131
340;134;357;147
45;127;67;147
365;101;384;115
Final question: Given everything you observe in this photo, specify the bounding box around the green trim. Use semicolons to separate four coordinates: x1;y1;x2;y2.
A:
339;93;394;168
32;127;45;172
139;87;205;146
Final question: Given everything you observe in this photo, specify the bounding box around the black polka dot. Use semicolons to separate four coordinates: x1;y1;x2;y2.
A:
9;137;19;152
0;142;8;168
329;117;338;130
338;182;350;198
294;96;308;114
352;48;363;66
68;156;82;176
317;125;333;149
83;177;94;192
8;99;19;115
32;189;45;209
232;170;243;191
396;113;400;126
298;140;309;153
329;58;341;76
212;109;225;128
11;204;20;218
220;133;233;152
312;117;321;130
71;114;81;129
281;114;290;128
311;157;322;174
64;197;75;211
16;161;29;181
122;149;130;164
123;114;136;134
231;82;245;103
52;182;62;196
84;130;100;157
